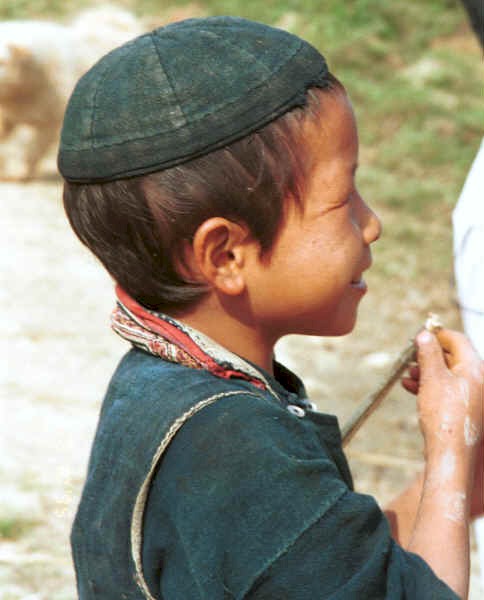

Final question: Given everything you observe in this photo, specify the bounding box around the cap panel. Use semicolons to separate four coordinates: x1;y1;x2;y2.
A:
91;34;187;147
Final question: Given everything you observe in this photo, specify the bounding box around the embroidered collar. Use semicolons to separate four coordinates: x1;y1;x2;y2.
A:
111;286;273;392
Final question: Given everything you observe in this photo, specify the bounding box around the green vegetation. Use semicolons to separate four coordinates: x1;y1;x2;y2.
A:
1;0;481;292
0;516;38;540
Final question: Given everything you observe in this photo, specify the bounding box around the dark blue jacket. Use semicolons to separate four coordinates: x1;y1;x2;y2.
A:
72;347;459;599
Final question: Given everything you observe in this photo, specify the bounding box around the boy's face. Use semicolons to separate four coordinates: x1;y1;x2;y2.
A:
244;91;382;341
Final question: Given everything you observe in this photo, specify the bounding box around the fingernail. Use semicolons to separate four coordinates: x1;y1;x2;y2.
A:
418;330;433;344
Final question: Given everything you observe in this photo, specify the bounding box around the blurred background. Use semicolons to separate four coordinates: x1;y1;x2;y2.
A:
1;1;482;598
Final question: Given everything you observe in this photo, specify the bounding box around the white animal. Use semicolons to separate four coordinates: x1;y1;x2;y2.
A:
0;7;143;181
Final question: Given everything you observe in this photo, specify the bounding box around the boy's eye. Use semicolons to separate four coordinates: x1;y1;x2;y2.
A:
338;192;353;209
328;195;352;212
317;198;350;218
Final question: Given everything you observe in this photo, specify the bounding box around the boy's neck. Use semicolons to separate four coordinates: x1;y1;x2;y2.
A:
173;295;276;375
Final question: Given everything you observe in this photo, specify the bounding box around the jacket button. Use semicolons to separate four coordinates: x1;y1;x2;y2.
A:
287;404;305;418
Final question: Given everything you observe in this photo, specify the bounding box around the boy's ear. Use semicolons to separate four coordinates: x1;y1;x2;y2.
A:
187;217;253;296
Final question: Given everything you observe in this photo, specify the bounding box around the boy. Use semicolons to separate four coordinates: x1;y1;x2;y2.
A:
58;17;483;599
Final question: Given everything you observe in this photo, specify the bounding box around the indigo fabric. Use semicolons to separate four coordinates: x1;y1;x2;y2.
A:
58;16;329;183
71;345;459;599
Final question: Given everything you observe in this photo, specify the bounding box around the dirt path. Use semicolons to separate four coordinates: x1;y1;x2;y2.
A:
1;180;482;598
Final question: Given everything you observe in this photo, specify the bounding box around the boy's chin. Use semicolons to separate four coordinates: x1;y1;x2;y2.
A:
327;308;360;336
275;306;360;339
292;318;358;338
320;325;356;338
320;317;359;338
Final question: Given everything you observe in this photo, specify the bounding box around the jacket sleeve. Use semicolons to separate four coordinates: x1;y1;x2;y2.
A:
246;489;459;599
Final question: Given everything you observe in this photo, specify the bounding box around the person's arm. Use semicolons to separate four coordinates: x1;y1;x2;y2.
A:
385;442;483;549
384;329;483;599
407;445;475;599
384;472;424;547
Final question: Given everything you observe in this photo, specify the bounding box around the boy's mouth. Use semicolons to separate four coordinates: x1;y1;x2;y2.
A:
350;278;366;290
350;258;372;289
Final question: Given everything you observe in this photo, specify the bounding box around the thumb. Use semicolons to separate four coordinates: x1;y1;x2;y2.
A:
416;329;447;381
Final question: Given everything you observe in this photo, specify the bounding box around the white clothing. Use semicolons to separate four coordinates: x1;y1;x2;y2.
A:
452;138;484;592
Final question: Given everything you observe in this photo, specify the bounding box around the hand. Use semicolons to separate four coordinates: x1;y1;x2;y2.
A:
408;329;483;457
399;331;483;598
402;329;484;513
401;362;420;395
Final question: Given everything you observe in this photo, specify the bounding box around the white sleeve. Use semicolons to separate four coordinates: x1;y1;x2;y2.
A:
452;139;484;358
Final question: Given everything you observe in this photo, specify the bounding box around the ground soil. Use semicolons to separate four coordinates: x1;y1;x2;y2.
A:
1;176;482;598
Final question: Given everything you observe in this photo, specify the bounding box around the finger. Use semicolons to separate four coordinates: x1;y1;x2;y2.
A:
416;329;447;380
406;365;420;381
435;328;481;370
401;377;419;395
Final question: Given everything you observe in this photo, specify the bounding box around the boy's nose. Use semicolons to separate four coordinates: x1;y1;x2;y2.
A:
366;208;382;245
360;200;382;245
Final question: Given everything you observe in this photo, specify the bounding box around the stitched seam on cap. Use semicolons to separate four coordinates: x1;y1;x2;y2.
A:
88;44;131;148
206;28;299;79
149;31;188;127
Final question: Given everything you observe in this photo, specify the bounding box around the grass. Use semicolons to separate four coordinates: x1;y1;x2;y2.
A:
0;516;38;540
1;0;482;295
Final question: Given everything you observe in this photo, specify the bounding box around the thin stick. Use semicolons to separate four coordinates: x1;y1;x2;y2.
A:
341;314;442;447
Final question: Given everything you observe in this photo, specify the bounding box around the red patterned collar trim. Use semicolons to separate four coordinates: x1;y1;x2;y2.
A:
111;286;269;391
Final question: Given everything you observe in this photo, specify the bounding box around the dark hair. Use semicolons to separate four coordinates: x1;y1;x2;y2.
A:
63;78;343;313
